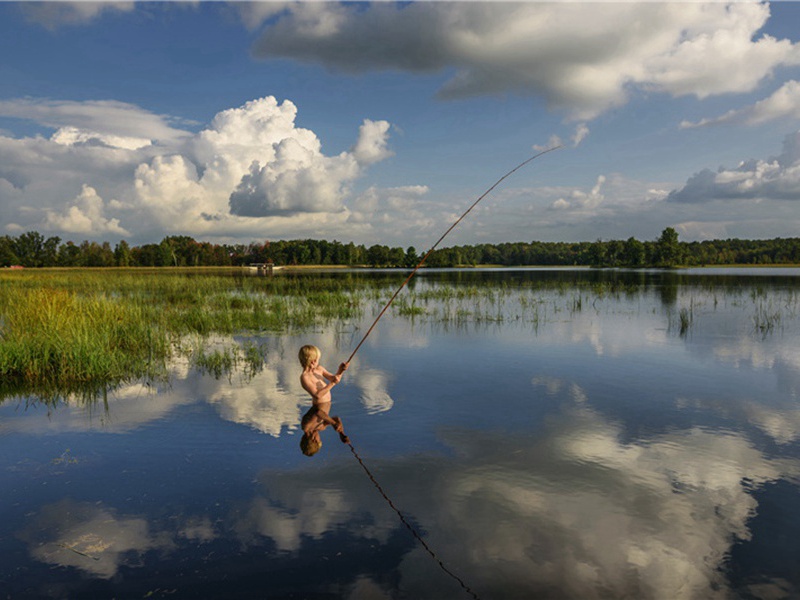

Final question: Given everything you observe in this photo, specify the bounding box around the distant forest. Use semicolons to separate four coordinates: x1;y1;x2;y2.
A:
2;228;800;269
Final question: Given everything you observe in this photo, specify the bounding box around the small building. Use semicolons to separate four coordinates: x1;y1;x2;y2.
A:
247;262;274;275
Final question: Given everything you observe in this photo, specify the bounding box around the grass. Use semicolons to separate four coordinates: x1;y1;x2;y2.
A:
0;268;366;397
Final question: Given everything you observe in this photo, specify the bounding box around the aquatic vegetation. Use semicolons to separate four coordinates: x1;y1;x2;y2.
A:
679;307;693;336
0;286;170;390
753;303;782;336
0;269;366;395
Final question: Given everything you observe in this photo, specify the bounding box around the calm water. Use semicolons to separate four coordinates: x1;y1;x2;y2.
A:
2;268;800;599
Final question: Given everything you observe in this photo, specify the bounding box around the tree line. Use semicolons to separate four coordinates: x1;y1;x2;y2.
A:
2;228;800;269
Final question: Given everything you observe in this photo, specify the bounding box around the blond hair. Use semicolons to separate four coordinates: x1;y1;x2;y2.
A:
298;345;320;368
300;434;322;457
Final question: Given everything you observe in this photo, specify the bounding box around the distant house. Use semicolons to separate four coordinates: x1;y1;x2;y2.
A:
247;262;276;275
9;265;23;270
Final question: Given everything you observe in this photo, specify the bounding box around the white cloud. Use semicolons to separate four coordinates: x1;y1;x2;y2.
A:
0;98;188;144
235;1;293;32
0;95;395;242
352;119;393;165
550;174;606;212
674;221;733;241
228;139;359;217
42;184;130;236
348;184;436;245
51;126;152;151
132;96;391;224
681;80;800;129
669;131;800;203
20;1;135;30
250;2;800;121
571;123;590;147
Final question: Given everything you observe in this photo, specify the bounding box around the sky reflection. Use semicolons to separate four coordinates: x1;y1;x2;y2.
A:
2;269;800;598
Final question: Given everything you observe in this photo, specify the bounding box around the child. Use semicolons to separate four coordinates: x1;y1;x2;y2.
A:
298;345;349;456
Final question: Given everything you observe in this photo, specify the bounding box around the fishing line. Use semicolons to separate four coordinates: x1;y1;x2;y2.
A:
346;438;481;600
338;147;561;599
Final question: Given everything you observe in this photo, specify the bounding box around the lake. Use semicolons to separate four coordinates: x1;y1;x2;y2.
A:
2;268;800;599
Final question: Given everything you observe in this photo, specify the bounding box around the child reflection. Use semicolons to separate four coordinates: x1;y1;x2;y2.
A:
299;404;349;457
298;344;349;457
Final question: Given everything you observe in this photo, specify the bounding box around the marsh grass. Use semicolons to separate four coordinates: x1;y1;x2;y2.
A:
0;269;365;395
0;286;169;389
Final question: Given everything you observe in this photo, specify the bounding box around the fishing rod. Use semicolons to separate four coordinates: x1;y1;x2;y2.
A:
334;147;561;599
345;145;562;365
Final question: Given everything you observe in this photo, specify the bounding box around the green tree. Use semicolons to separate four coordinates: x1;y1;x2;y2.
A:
0;235;19;266
623;237;645;266
57;241;83;266
13;231;46;267
42;236;61;266
114;240;133;266
405;246;419;268
366;244;390;267
655;227;681;267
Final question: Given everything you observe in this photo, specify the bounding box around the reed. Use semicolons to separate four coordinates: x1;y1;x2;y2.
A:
0;269;369;394
0;286;169;389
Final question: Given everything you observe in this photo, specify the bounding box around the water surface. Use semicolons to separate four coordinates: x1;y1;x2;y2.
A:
2;268;800;599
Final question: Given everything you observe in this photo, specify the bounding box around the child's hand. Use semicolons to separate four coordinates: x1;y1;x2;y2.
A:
332;375;341;384
338;362;348;374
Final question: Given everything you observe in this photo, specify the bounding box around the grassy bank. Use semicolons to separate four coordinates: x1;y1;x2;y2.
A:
0;268;366;395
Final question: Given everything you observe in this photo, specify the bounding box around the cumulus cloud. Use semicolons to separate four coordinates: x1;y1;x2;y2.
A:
352;119;393;165
550;175;606;212
228;140;359;217
132;96;391;225
42;184;130;236
668;131;800;203
250;2;800;121
346;184;438;245
681;80;800;129
0;95;394;242
227;117;390;218
535;122;588;152
51;126;152;151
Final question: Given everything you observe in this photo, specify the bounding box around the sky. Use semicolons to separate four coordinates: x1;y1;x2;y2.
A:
2;1;800;248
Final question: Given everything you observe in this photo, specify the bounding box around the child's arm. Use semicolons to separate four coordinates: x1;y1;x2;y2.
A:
300;372;337;402
323;362;349;383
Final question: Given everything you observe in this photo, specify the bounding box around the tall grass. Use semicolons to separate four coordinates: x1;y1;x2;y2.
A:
0;286;169;391
0;268;365;396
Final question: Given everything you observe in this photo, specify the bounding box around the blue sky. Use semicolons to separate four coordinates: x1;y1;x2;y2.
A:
2;1;800;248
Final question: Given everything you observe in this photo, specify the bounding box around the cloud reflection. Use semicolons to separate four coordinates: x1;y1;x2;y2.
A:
234;377;799;599
17;499;173;579
1;333;398;439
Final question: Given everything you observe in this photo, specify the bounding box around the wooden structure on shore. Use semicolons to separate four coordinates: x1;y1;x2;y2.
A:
246;262;279;275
